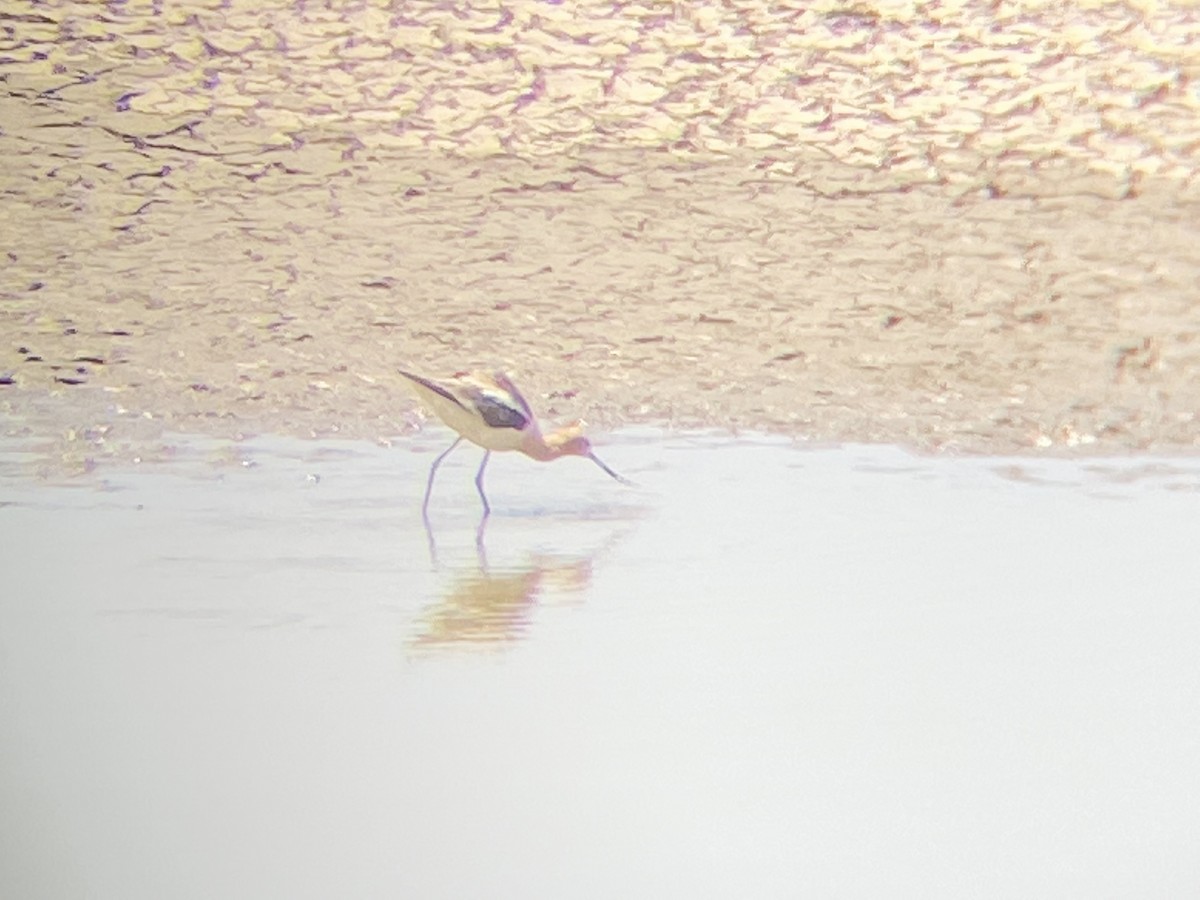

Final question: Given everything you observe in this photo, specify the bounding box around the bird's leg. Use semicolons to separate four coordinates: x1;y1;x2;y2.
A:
423;517;440;570
423;437;463;518
475;451;492;517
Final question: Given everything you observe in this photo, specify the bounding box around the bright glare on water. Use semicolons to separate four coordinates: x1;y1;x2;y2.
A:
2;430;1199;898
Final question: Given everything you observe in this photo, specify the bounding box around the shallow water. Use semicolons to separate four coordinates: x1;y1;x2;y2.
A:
2;430;1199;897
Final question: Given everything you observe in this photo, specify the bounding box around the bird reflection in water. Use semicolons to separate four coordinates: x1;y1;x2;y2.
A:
412;524;627;651
409;554;592;650
412;554;600;652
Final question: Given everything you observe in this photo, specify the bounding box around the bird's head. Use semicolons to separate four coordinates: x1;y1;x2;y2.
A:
544;421;592;458
544;421;632;486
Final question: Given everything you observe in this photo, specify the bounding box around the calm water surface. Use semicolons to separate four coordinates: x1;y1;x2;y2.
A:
2;430;1199;897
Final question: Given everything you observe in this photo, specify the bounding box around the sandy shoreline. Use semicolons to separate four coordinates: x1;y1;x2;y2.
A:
3;153;1199;465
2;1;1199;462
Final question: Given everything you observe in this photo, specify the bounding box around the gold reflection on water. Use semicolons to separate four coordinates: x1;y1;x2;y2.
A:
410;553;594;650
411;517;626;650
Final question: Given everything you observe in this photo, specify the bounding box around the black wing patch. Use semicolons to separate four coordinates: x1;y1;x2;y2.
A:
400;369;529;430
474;391;529;430
491;371;535;422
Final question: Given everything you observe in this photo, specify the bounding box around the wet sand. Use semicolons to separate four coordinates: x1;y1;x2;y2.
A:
2;0;1199;459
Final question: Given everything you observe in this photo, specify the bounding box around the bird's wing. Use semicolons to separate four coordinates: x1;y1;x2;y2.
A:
462;374;530;430
398;370;469;411
489;371;536;421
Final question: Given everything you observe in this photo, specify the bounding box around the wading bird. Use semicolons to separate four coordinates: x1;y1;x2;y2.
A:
400;369;630;517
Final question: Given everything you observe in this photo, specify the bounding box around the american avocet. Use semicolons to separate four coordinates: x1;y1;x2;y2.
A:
400;369;630;516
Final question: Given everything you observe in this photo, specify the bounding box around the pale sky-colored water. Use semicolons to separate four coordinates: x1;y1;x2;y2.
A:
2;430;1198;897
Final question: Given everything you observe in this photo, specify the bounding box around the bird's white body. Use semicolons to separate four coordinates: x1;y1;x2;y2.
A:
404;372;533;452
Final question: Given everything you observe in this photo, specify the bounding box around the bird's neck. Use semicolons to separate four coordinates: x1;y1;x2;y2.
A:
523;429;573;462
524;437;564;462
